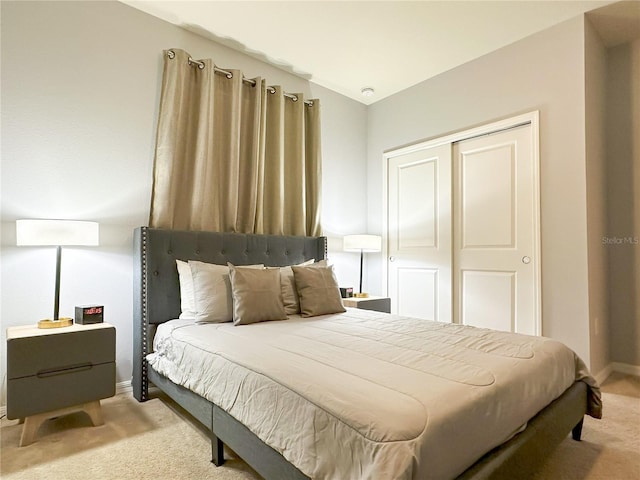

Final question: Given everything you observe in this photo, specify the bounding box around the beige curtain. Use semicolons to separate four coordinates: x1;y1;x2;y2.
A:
149;48;322;236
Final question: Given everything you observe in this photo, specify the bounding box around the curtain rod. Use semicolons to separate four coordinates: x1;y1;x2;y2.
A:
167;51;314;107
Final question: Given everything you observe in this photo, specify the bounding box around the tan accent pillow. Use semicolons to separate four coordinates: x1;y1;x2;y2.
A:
189;261;263;323
176;260;196;319
292;265;346;317
229;265;287;325
280;259;326;315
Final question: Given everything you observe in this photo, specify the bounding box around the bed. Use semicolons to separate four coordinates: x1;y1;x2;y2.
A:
132;226;601;480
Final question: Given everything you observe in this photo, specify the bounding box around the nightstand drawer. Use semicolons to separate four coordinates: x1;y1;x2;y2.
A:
7;362;115;419
7;326;115;379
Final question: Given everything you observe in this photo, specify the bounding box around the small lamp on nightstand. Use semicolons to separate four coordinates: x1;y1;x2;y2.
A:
16;219;99;328
343;234;382;298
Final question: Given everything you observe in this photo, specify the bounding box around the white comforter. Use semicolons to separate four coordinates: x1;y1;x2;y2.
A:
147;308;599;480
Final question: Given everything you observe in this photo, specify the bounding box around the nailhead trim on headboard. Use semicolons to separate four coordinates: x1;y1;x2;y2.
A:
140;226;149;401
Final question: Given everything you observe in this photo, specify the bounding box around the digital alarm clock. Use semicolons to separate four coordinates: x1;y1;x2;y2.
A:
339;287;354;298
75;305;104;324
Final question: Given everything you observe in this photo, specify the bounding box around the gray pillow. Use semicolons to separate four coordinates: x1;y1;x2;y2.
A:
189;261;263;323
292;265;346;317
280;259;327;315
229;264;287;325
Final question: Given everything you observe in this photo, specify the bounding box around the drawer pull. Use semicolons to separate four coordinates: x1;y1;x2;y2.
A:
37;363;93;378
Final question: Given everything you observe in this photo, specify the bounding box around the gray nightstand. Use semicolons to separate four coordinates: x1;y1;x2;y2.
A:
6;322;116;446
343;296;391;313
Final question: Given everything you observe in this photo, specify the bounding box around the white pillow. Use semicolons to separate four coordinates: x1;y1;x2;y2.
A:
189;260;263;323
176;260;196;319
280;259;326;315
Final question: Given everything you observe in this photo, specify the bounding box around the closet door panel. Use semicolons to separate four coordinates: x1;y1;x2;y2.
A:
461;270;516;332
461;144;515;248
395;268;438;320
454;125;538;335
387;144;452;322
397;160;436;248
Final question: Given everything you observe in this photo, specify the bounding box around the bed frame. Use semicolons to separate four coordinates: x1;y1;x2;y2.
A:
132;226;587;480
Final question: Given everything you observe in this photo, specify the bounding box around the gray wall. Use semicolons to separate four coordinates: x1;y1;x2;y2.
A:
606;38;640;367
585;17;610;377
0;1;367;392
367;16;594;366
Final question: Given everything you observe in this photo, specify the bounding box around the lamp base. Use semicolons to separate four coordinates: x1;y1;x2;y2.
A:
38;317;73;329
354;292;370;298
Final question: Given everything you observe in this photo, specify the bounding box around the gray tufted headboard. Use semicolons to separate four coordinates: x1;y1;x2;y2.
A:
132;226;327;401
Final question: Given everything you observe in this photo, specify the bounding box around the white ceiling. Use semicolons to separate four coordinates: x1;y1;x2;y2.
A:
122;1;625;104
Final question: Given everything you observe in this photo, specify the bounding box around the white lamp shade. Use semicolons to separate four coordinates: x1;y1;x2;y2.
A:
16;219;99;246
343;234;381;252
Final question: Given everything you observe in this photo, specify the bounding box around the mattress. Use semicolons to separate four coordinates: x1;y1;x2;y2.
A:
147;308;600;480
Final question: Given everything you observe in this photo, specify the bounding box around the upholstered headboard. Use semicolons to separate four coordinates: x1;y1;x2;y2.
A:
132;226;327;401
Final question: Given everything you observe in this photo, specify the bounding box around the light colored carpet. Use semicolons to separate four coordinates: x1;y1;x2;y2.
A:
1;373;638;479
0;391;259;480
532;372;640;480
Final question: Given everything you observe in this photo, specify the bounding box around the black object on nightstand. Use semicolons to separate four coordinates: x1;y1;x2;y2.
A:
75;304;104;324
6;322;116;446
343;296;391;313
339;287;354;298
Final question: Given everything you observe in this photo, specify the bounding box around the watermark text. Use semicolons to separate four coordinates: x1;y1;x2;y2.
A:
602;236;639;245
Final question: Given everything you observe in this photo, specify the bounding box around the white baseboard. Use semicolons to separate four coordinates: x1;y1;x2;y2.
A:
594;364;614;385
116;380;133;395
611;362;640;377
595;362;640;384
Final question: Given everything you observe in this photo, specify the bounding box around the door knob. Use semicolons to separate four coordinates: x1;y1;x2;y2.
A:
389;256;396;262
522;256;531;264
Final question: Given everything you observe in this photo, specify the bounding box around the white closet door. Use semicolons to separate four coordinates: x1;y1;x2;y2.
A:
387;144;452;322
453;124;538;335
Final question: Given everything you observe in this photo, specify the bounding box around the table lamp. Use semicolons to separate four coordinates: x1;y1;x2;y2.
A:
16;219;99;328
343;234;382;298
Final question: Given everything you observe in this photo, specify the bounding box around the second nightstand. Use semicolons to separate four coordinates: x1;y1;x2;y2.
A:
343;296;391;313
